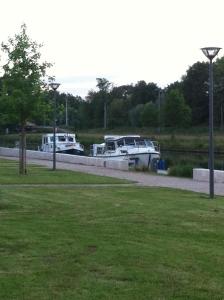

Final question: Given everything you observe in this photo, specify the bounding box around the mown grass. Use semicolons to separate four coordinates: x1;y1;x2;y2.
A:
0;159;129;185
0;159;224;299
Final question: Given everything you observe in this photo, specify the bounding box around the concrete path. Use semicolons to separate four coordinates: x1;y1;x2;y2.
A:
1;156;224;196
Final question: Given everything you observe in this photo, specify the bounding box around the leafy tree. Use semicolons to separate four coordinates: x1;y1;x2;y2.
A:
182;62;208;125
163;89;191;128
110;84;133;100
86;89;104;128
213;57;224;128
96;78;112;92
108;98;128;128
141;102;158;127
131;81;159;106
129;104;144;127
96;78;112;129
1;24;51;174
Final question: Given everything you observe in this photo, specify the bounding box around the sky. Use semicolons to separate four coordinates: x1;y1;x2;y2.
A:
1;0;224;98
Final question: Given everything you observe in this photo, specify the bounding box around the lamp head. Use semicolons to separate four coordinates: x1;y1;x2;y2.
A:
49;82;60;91
201;47;221;60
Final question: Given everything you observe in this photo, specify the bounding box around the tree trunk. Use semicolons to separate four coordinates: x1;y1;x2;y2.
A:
19;124;27;175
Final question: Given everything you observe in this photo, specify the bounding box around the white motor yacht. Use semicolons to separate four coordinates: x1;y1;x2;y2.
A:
90;135;160;169
40;133;84;155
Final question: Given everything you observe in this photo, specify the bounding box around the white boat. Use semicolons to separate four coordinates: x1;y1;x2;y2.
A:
40;133;84;155
90;135;160;170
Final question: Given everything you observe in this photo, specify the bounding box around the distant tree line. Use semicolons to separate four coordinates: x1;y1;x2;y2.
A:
2;27;224;136
31;57;224;131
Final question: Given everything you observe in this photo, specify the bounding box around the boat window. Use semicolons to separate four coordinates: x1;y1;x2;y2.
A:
106;141;115;151
68;136;74;142
97;147;104;154
135;139;146;146
144;139;154;147
117;139;124;147
124;138;135;145
58;135;66;142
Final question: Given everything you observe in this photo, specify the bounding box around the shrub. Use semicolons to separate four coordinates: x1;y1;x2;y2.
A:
169;164;194;178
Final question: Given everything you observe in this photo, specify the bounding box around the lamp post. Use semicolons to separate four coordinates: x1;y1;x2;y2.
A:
49;82;60;170
65;95;68;127
201;47;221;198
104;99;107;129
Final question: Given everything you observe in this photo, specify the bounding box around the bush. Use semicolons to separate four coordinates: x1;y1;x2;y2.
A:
169;164;194;178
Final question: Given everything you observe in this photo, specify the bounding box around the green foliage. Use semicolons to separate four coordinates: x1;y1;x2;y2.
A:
130;80;159;106
1;24;51;125
182;62;208;125
0;24;51;174
141;102;158;127
163;88;192;127
108;98;128;127
96;77;112;92
169;164;194;177
129;104;144;127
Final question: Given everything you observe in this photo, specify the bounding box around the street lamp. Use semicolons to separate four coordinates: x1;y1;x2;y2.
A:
201;47;221;198
65;95;68;127
49;82;60;171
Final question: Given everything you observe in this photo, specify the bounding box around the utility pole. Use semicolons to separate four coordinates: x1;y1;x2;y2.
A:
104;100;107;129
65;96;68;127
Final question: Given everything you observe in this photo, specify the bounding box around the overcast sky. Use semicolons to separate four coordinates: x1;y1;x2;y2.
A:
1;0;224;97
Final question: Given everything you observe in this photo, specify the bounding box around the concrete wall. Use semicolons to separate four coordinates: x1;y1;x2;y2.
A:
0;147;129;171
193;168;224;183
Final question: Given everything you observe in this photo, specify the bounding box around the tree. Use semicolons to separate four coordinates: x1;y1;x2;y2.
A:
108;98;128;128
213;57;224;128
96;78;112;129
141;102;158;127
129;104;144;127
86;89;104;128
131;81;159;106
182;62;208;125
1;24;51;174
163;89;191;128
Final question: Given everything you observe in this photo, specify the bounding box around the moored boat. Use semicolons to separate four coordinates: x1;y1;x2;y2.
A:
90;135;160;170
40;133;84;155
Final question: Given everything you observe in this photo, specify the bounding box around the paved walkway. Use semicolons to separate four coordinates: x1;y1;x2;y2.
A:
1;156;224;196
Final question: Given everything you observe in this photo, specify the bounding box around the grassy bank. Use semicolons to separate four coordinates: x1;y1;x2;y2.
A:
0;159;128;185
0;159;224;299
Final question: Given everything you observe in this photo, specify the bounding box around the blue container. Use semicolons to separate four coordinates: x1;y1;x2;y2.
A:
158;159;166;170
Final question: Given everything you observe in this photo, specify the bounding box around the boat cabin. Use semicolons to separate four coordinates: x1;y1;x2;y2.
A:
41;133;79;152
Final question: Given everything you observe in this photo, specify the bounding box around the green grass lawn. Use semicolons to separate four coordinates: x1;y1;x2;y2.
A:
0;159;129;185
0;159;224;299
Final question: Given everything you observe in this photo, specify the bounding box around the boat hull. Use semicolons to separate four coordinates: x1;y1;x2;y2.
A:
93;152;160;169
56;149;84;155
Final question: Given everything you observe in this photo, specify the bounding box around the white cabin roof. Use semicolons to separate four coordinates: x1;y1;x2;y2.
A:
42;133;76;138
104;135;140;141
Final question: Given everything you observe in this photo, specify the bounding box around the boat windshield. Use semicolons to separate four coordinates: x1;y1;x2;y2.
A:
58;135;66;142
68;136;74;142
124;137;135;146
144;139;154;147
106;141;116;151
135;139;146;147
